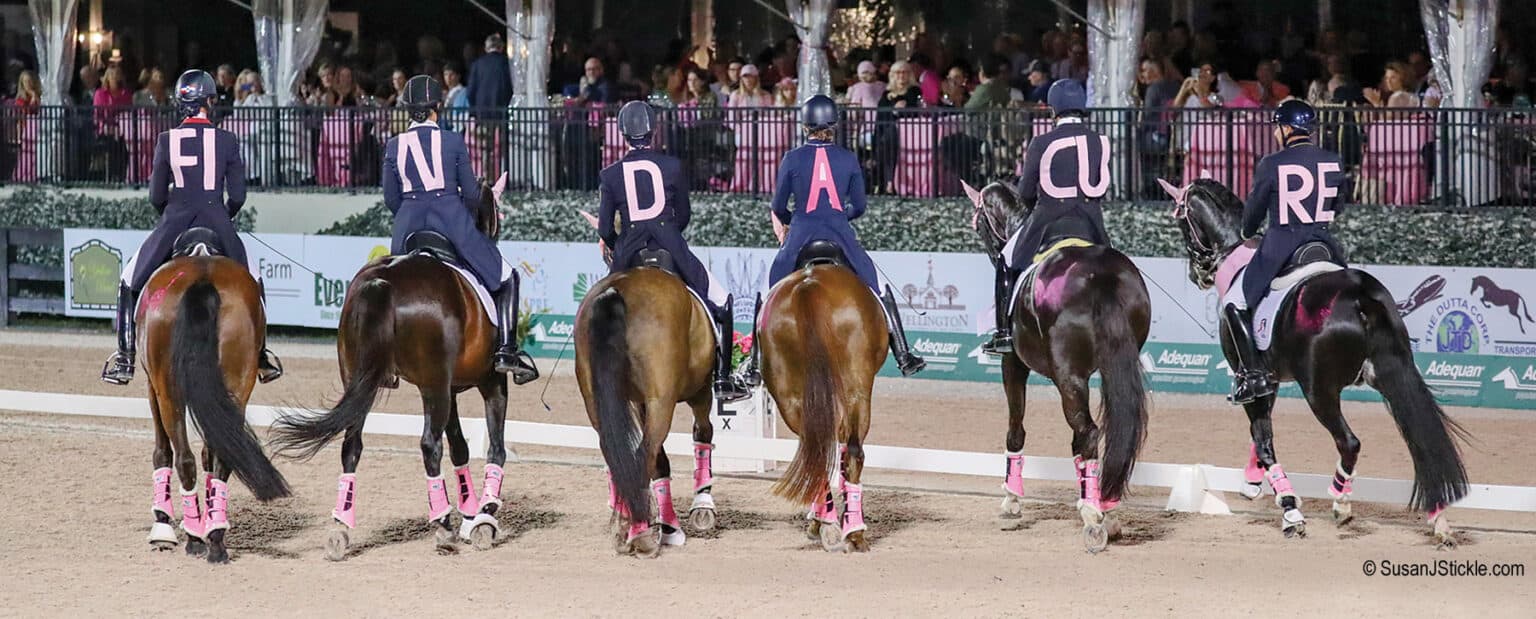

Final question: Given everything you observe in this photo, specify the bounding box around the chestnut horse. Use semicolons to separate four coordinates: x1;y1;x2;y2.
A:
759;245;887;552
575;261;723;558
271;178;517;559
139;230;291;564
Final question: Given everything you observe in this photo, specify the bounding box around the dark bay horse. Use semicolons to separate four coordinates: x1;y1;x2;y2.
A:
968;182;1150;553
575;263;722;558
271;179;516;560
759;249;887;553
139;234;291;564
1165;178;1467;545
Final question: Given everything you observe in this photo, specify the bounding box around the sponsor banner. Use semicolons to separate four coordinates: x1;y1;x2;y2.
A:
60;230;1536;409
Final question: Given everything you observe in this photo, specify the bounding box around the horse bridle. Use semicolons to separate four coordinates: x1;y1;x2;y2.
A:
1170;201;1230;287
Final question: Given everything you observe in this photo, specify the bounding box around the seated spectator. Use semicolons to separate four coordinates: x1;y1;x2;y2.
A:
133;68;170;107
1307;54;1356;105
235;69;275;106
846;61;886;109
1175;62;1223;108
1364;62;1419;108
680;67;719;109
1487;63;1533;106
1052;40;1090;84
443;63;468;110
1239;60;1290;107
727;64;773;107
715;57;745;99
384;68;408;107
774;78;798;107
940;63;972;107
1023;61;1053;103
575;56;616;105
965;55;1010;109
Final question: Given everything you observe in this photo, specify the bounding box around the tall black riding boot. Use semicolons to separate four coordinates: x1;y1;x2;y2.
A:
736;293;764;387
880;285;926;377
982;267;1017;356
100;282;137;385
256;278;284;384
712;298;751;403
493;273;540;385
1223;304;1276;404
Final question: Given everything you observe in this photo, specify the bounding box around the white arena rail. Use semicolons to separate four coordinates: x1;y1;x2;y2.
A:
3;389;1533;514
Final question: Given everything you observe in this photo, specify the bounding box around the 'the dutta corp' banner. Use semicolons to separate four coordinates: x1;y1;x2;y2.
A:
63;229;1536;409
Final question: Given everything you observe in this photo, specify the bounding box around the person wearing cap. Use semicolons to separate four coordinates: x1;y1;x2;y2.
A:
758;95;926;377
382;74;538;383
1221;99;1349;403
726;64;772;107
595;101;750;402
102;69;283;385
982;79;1113;356
846;60;886;109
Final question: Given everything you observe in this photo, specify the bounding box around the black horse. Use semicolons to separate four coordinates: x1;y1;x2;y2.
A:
1166;178;1467;545
970;181;1150;553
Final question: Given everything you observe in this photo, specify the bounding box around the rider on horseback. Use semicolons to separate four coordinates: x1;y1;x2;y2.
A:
102;69;282;385
1223;99;1348;403
983;80;1113;355
596;101;752;403
382;75;538;383
756;94;925;377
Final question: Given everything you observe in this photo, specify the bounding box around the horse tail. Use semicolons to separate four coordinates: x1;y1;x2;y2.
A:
1090;271;1148;503
270;279;393;461
1359;275;1469;511
773;281;841;506
587;288;652;525
172;279;291;501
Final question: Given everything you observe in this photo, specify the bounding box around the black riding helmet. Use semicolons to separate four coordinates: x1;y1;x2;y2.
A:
800;94;837;131
617;100;656;146
1273;99;1317;136
175;69;217;118
400;75;445;122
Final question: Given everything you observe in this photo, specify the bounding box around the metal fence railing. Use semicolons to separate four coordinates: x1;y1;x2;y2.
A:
2;103;1534;206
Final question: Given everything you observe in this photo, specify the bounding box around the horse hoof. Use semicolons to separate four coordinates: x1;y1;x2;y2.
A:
470;523;497;551
1435;533;1458;550
844;531;870;553
326;529;350;562
150;540;177;552
1083;524;1109;554
1332;501;1354;525
1282;508;1307;539
1240;483;1264;501
805;519;822;542
206;546;230;565
1104;516;1123;542
818;520;844;552
630;528;662;558
688;507;716;531
434;526;459;554
185;537;207;558
1000;494;1023;518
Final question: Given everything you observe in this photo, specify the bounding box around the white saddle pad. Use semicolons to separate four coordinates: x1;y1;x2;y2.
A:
443;262;498;327
1253;263;1344;350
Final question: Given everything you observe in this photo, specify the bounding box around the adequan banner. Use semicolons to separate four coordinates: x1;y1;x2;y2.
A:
61;229;1536;409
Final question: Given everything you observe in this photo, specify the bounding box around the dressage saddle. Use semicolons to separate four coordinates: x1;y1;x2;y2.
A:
796;240;848;269
172;227;225;258
637;248;677;274
403;231;461;265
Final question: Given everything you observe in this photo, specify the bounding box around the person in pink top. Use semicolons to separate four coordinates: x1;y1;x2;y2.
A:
727;64;773;107
93;65;134;180
909;53;943;106
846;61;886;109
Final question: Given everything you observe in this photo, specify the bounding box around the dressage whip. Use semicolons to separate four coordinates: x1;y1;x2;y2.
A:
239;231;321;276
537;328;574;412
1140;271;1216;339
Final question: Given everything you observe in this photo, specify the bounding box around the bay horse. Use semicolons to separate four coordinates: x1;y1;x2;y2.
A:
271;177;517;560
1164;178;1467;545
139;229;291;564
967;181;1150;553
575;255;723;558
759;242;887;553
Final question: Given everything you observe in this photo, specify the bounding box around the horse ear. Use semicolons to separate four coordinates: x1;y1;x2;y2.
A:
1156;178;1189;205
578;209;599;229
961;180;984;209
492;172;508;204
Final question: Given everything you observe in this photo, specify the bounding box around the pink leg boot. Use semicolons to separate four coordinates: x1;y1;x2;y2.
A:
333;473;357;529
840;480;867;538
180;487;206;540
1080;459;1105;513
1002;451;1026;498
1242;443;1266;499
693;442;714;493
151;468;174;520
1327;461;1355;500
425;476;452;523
480;463;504;510
652;478;686;546
453;465;481;517
204;478;230;534
1073;455;1087;503
1267;464;1306;534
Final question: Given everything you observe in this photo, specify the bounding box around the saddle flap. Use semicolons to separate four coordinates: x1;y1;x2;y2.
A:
637;248;676;274
796;240;847;269
404;231;459;264
172;227;224;258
